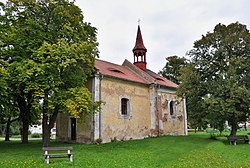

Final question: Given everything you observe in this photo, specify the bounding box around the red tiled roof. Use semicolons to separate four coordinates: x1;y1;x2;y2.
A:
95;59;177;89
146;69;178;88
95;59;147;84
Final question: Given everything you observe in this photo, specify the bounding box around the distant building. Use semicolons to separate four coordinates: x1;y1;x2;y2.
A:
29;122;56;136
56;25;188;143
29;125;42;134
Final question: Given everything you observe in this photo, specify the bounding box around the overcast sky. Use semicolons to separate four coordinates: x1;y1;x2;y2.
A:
1;0;249;72
75;0;250;72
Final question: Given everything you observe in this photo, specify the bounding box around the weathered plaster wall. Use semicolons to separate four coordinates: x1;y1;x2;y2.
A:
75;117;93;143
100;78;151;143
57;77;187;144
56;113;93;143
56;113;69;142
158;91;186;135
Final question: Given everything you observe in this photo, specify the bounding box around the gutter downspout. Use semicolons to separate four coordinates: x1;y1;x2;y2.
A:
183;95;188;135
155;83;160;136
92;77;96;142
99;75;103;140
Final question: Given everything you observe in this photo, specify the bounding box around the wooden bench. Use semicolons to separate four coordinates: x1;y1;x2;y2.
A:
227;135;250;145
42;147;73;164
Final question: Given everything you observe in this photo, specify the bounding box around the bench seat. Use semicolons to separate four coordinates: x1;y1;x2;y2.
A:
227;135;249;145
42;147;73;164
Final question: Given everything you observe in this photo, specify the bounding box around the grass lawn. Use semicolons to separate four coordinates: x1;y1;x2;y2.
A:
0;132;250;168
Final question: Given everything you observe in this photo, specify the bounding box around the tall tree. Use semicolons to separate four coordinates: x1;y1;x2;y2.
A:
0;0;100;146
0;60;7;96
159;55;187;84
177;64;208;131
178;22;250;136
1;97;19;141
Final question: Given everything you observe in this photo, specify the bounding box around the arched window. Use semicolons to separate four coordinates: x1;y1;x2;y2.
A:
119;96;131;119
121;98;129;115
170;101;174;115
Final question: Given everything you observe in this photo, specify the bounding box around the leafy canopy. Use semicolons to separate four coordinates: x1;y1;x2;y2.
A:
0;0;100;144
159;55;187;84
178;22;250;134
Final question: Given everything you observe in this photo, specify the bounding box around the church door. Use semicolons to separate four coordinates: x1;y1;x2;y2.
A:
70;118;76;140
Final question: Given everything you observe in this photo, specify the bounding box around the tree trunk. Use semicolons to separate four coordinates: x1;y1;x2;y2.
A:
230;121;238;136
42;111;59;147
18;104;29;144
42;112;59;147
19;101;30;144
42;122;51;147
5;117;11;141
42;90;49;147
42;111;52;147
22;119;29;143
5;117;19;141
0;126;5;135
42;90;59;147
18;91;33;144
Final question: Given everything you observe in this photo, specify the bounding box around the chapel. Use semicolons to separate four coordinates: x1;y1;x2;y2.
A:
56;25;188;143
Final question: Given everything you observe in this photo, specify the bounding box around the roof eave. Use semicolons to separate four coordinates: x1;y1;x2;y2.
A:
98;74;148;86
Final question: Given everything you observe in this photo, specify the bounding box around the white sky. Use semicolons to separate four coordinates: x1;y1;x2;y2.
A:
1;0;249;72
75;0;250;72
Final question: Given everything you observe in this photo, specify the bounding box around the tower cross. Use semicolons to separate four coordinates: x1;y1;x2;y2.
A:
138;19;141;26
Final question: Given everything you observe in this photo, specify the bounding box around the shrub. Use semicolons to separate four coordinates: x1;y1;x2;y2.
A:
95;138;102;144
31;133;41;138
210;134;217;140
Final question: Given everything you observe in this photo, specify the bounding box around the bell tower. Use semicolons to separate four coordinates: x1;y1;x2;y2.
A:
133;25;147;71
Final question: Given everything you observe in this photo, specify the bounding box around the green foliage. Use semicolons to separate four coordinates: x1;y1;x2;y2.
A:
178;22;250;135
0;60;8;93
31;133;41;138
159;55;187;84
65;87;102;119
0;0;100;144
95;138;102;144
177;64;208;130
0;60;10;123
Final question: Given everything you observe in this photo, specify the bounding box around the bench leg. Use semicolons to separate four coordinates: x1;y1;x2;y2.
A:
229;140;236;145
69;155;73;162
45;156;49;164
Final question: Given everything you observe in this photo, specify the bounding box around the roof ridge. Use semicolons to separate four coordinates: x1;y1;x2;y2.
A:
122;59;155;84
147;69;177;83
123;66;148;84
145;69;178;88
